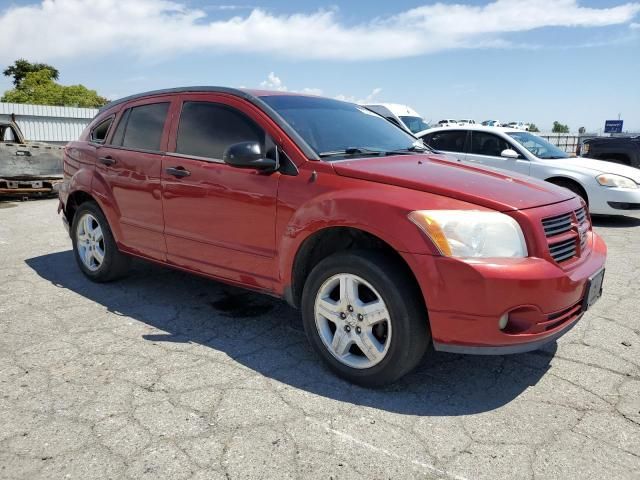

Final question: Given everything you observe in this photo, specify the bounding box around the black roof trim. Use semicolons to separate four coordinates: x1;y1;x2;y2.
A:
99;86;320;160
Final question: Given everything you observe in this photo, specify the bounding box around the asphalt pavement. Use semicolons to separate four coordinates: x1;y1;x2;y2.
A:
1;198;639;479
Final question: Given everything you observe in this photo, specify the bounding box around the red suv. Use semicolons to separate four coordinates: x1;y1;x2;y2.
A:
58;87;607;386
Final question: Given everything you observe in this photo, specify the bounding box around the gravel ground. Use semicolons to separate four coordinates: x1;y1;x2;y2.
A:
1;198;639;480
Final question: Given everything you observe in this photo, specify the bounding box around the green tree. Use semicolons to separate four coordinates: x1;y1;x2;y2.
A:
552;121;570;133
528;123;540;132
3;59;59;87
1;69;108;108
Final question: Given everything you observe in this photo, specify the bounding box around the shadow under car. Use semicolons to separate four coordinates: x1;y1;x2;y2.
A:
25;250;554;416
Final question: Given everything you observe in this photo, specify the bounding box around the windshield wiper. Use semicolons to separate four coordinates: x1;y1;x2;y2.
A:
319;147;385;158
319;145;431;159
385;145;430;155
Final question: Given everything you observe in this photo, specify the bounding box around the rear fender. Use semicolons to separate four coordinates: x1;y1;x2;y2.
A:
89;169;123;243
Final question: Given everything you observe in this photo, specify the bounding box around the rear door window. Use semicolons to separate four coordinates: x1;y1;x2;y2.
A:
469;132;512;157
424;130;467;152
112;102;169;151
110;109;130;147
175;101;264;160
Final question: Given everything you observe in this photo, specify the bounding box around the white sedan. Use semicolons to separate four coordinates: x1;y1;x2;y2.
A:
419;126;640;215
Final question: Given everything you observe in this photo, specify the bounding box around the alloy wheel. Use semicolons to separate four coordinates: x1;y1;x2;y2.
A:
76;213;105;272
314;273;392;369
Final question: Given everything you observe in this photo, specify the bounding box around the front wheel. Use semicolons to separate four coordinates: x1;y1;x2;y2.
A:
547;179;588;205
71;201;130;282
301;250;430;387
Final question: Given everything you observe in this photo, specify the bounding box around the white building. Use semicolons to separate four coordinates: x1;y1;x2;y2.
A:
0;102;98;145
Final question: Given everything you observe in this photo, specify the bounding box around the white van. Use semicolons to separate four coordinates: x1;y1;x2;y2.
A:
365;103;430;134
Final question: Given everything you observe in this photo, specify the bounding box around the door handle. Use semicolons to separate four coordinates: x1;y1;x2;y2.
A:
166;166;191;178
99;156;116;166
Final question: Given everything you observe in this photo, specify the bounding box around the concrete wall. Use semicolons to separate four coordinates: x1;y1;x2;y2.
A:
0;102;98;145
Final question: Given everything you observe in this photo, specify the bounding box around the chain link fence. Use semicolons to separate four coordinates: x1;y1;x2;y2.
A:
539;132;640;155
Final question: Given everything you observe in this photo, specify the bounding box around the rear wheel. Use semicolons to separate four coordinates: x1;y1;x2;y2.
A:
71;201;130;282
301;250;430;387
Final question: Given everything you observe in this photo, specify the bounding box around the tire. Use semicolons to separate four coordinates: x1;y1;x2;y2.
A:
548;179;588;205
301;250;430;387
71;201;130;282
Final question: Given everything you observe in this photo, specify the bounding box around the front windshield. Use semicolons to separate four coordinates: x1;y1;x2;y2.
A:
508;132;569;159
261;95;424;159
399;115;430;134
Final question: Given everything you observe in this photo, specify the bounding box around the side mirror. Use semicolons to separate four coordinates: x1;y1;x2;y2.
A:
501;149;519;159
223;142;277;171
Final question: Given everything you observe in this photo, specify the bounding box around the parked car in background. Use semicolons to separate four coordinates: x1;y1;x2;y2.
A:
0;120;64;197
59;87;606;386
437;119;458;127
507;122;531;131
364;103;429;134
578;136;640;169
481;120;502;127
420;126;640;214
457;119;476;126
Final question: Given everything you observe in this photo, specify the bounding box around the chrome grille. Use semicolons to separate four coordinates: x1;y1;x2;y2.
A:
575;207;588;251
541;212;572;236
542;206;590;263
548;238;577;262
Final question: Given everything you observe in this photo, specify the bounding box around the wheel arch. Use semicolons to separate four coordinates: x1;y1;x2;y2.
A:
64;184;123;244
65;189;97;225
545;176;589;205
286;226;424;311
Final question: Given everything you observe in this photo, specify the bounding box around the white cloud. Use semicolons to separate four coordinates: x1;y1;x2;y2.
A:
334;88;383;104
256;72;379;103
300;87;324;96
0;0;638;63
631;22;640;28
258;72;322;95
203;4;257;11
260;72;288;91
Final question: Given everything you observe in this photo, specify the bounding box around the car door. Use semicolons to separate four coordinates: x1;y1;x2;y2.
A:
161;94;280;291
466;131;530;175
420;130;468;162
96;97;173;261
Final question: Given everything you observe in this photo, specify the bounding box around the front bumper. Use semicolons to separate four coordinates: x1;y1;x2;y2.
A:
590;187;640;215
405;232;607;354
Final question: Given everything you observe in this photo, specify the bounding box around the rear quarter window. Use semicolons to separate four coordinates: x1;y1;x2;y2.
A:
90;117;114;144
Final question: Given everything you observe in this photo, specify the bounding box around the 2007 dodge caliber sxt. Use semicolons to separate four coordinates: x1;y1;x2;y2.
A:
58;87;607;386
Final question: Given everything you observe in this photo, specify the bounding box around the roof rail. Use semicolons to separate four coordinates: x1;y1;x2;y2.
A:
99;86;320;160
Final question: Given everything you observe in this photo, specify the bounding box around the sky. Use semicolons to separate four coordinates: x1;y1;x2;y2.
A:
0;0;639;132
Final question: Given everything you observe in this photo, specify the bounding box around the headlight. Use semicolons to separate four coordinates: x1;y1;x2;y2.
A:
408;210;528;258
596;174;638;189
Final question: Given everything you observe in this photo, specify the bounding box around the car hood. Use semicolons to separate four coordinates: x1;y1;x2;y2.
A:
332;154;574;212
559;157;640;182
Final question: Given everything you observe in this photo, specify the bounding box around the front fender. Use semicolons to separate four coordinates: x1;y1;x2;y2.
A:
275;174;487;292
